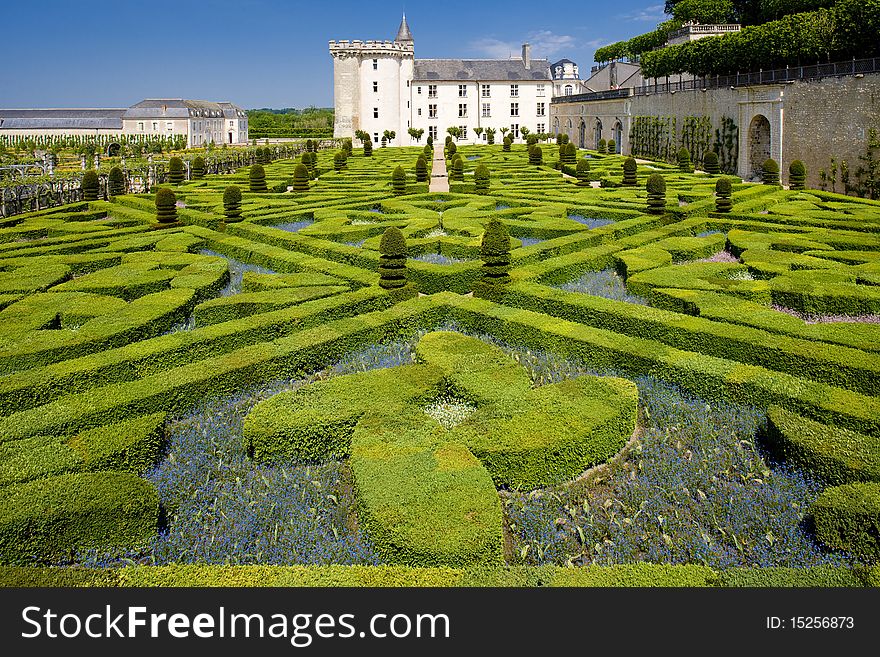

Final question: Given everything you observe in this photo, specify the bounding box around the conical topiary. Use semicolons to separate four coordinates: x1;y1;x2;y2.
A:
168;157;185;184
249;164;267;192
789;160;806;190
378;227;407;290
415;156;428;182
607;139;616;154
529;145;543;166
363;138;373;157
646;173;667;215
81;170;100;201
342;139;352;156
715;177;732;213
622;157;638;186
447;141;457;158
598;139;607;154
334;151;346;172
292;164;310;193
576;158;591;186
108;167;125;197
474;164;490;194
223;185;242;220
423;144;432;158
502;136;512;153
191;156;205;179
392;166;406;195
762;158;780;184
678;147;693;173
564;142;578;165
479;218;512;289
451;156;464;182
703;151;721;175
155;187;177;223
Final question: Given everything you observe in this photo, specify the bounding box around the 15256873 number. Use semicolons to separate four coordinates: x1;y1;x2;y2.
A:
790;617;854;629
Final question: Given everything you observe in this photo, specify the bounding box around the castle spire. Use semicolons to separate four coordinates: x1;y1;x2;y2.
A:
394;14;413;43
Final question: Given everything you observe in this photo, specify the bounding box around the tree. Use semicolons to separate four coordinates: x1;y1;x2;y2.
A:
378;227;407;290
607;139;616;154
762;158;780;184
81;170;100;201
485;128;496;145
646;173;667;214
447;126;462;141
168;156;185;184
155;187;177;223
474;164;490;194
108;167;125;197
671;0;735;24
392;165;407;194
500;127;510;138
293;163;310;192
355;130;370;145
416;155;428;182
249;164;268;192
423;144;432;158
223;185;242;221
789;160;807;189
474;127;484;140
622;157;638;185
408;127;425;143
561;142;577;165
191;156;206;180
427;135;434;148
520;126;531;140
576;158;591;186
715;177;733;212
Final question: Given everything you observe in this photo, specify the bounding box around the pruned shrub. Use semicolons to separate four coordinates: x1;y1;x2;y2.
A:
576;158;591;186
598;139;607;154
474;163;490;194
646;173;667;214
529;145;543;166
416;156;428;182
526;134;538;147
364;138;373;157
561;142;577;165
502;136;512;153
789;160;807;190
81;170;99;201
622;157;637;186
249;164;267;192
811;482;880;559
392;165;406;195
703;151;721;175
155;187;178;223
715;177;732;212
423;144;432;158
477;218;512;295
292;163;310;193
607;139;616;154
108;166;125;197
334;151;346;172
447;141;457;158
378;227;407;290
191;156;205;180
762;158;780;184
678;147;693;173
451;156;464;182
168;157;185;185
223;185;242;220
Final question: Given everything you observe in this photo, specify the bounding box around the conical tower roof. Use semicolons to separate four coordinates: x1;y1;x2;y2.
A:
395;14;413;43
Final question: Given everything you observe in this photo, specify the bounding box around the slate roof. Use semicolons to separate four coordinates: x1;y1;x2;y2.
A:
413;58;551;81
124;99;246;120
395;15;413;43
0;108;125;130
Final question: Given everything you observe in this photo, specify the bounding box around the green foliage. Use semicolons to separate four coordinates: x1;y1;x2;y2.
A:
528;145;543;166
703;150;721;175
762;158;780;184
415;155;428;182
576;158;591;186
622;157;638;185
607;139;616;154
450;156;464;182
292;163;310;193
485;129;495;145
246;107;333;140
191;156;205;180
629;116;679;163
594;21;678;62
378;226;407;290
678;147;694;173
502;137;512;152
155;187;177;223
391;165;407;195
107;166;125;197
672;0;735;23
811;482;880;558
598;139;607;154
168;156;185;185
447;141;458;158
646;173;667;214
249;163;267;192
788;159;807;189
479;219;512;289
81;170;99;201
223;185;242;220
561;142;577;165
334;151;347;172
474;163;490;194
715;176;733;212
363;137;373;157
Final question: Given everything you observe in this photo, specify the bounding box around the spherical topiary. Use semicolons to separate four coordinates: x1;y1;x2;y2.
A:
789;160;807;190
560;142;576;165
292;164;310;193
81;170;100;201
223;185;242;220
576;158;591;186
703;151;721;175
486;131;495;145
622;157;638;186
155;187;177;223
528;145;543;166
451;156;464;182
597;139;607;155
474;163;490;194
415;155;428;182
107;167;125;197
646;173;667;215
678;147;693;173
168;157;185;185
249;164;267;192
527;134;538;147
556;133;569;146
762;158;780;184
378;227;407;290
502;136;512;153
607;139;616;154
191;156;205;180
480;218;512;288
715;177;733;213
363;138;373;157
392;166;407;195
334;151;346;172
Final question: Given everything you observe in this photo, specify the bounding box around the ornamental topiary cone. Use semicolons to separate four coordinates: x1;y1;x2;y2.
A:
566;143;578;165
622;157;637;186
502;136;512;152
363;138;373;157
415;156;428;182
191;156;205;179
447;141;457;158
607;139;616;154
480;218;512;287
576;158;591;186
423;144;432;158
168;157;185;184
392;166;406;195
789;160;807;190
107;167;125;197
81;170;100;201
678;147;693;173
474;164;490;194
292;164;310;193
715;177;733;213
762;158;780;184
646;173;667;215
378;227;407;290
703;151;721;175
223;185;242;220
155;187;177;223
597;139;607;154
451;156;464;182
529;145;543;166
249;164;267;192
334;151;346;172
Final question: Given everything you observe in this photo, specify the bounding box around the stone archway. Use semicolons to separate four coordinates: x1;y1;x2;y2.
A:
578;120;586;149
595;120;603;150
106;142;121;157
612;121;623;153
748;114;771;179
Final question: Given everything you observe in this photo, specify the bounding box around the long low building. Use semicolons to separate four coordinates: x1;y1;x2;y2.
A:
0;99;249;148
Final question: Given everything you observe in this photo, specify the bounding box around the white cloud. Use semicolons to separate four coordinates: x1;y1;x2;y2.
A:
620;4;666;22
469;30;577;60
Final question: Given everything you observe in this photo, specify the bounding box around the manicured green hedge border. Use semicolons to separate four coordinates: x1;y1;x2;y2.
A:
810;482;880;559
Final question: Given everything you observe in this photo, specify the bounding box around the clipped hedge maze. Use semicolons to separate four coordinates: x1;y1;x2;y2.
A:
1;141;880;584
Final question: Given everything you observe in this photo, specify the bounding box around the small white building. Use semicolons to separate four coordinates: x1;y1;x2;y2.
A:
330;16;553;145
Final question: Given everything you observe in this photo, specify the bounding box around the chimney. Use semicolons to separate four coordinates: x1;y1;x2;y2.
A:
522;43;531;69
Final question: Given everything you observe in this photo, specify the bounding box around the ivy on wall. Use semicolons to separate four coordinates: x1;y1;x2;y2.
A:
629;116;678;162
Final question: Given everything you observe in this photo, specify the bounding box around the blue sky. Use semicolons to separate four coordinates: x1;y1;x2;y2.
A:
0;0;666;109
